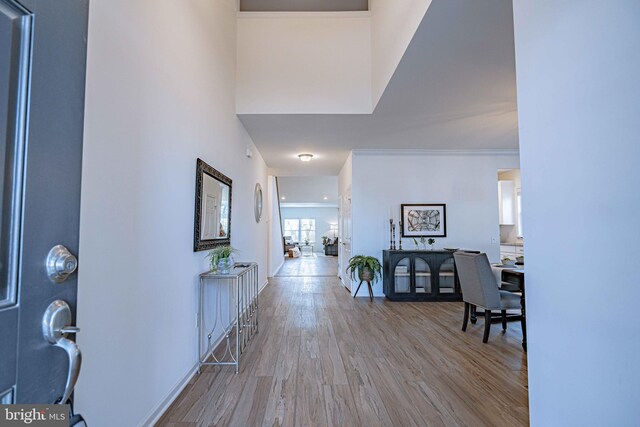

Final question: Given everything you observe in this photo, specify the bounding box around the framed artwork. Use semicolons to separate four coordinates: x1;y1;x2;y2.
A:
401;204;447;237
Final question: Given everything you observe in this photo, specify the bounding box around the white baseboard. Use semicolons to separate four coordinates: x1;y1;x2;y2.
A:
259;279;269;292
140;362;198;427
141;278;270;426
272;260;284;277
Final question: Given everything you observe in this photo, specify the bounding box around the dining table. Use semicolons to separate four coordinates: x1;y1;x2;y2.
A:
490;264;526;351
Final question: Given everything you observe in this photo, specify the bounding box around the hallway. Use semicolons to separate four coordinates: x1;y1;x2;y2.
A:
158;276;528;426
277;254;339;277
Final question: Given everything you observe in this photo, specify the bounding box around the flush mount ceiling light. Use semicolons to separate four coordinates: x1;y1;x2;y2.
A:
298;153;314;162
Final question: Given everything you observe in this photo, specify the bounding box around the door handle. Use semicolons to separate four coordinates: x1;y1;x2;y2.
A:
54;337;81;404
42;300;82;404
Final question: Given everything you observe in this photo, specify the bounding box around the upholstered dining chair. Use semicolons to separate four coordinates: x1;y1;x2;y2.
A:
453;252;521;343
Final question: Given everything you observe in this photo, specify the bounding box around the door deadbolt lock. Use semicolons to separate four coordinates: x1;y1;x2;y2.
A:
46;245;78;283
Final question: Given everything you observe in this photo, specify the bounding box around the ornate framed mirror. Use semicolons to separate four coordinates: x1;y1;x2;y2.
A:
194;158;232;251
254;183;263;223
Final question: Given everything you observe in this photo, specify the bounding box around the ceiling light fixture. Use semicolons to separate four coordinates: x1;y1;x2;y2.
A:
281;196;286;200
298;153;314;162
324;196;328;200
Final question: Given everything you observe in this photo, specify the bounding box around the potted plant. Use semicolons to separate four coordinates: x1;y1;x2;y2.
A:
321;235;328;246
501;256;516;267
427;238;436;250
346;255;382;283
207;245;239;274
412;237;430;250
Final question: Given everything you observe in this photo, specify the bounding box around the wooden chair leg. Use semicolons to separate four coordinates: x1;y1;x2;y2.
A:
470;305;478;324
353;281;363;298
501;310;507;331
367;280;373;302
462;302;470;332
483;310;492;343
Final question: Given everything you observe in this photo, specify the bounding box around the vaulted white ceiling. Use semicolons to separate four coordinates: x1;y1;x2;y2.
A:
239;0;518;176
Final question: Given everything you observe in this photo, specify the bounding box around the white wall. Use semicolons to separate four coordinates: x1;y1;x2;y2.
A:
513;1;640;425
351;150;519;296
236;2;436;114
281;206;338;253
338;153;353;279
76;1;268;426
338;152;353;197
236;12;372;113
370;0;433;105
267;176;284;276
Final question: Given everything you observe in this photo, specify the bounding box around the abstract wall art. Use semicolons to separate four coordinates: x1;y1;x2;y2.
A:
401;204;447;237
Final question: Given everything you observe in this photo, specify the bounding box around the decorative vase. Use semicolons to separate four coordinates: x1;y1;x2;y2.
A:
217;256;234;274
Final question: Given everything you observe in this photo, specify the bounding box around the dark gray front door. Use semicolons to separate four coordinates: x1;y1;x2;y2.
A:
0;0;88;405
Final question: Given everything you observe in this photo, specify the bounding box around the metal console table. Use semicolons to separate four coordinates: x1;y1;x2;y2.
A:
197;262;259;374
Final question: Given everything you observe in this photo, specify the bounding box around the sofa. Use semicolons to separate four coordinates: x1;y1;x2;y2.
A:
324;238;339;256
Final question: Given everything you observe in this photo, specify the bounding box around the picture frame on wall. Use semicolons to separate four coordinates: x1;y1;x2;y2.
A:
401;204;447;237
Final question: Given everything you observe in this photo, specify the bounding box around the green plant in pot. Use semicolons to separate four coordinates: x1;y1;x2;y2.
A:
347;255;382;282
427;238;436;250
207;245;239;274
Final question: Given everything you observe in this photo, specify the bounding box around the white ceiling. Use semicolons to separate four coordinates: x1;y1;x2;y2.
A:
239;0;518;176
278;176;338;204
240;0;368;12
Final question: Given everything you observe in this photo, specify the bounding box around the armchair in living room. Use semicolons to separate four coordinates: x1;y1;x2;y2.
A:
324;238;339;256
283;236;297;254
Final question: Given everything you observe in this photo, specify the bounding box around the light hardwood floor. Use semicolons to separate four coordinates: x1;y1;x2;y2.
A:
277;254;338;277
157;276;529;426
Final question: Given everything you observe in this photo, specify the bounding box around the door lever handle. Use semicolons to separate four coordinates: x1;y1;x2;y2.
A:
42;300;82;404
55;336;82;404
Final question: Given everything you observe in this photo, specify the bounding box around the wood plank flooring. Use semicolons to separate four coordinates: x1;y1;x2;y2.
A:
276;254;338;277
157;276;529;426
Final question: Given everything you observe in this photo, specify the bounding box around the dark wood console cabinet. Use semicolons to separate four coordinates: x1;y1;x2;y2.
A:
383;250;462;301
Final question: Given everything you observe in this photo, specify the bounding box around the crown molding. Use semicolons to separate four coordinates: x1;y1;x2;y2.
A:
352;148;520;157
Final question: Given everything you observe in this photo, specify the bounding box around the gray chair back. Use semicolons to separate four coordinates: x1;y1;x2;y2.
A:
453;252;501;309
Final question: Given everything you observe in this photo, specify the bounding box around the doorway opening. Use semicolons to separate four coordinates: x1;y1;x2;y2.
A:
275;176;339;278
497;169;524;264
